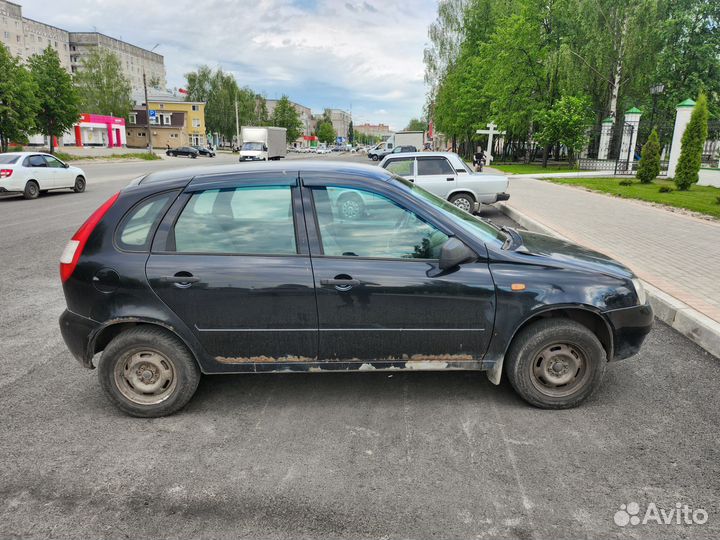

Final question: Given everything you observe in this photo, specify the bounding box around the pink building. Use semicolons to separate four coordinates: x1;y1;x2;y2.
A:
70;113;127;148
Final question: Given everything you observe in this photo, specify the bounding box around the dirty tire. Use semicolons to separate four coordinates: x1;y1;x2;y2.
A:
73;176;86;193
505;318;606;409
449;192;475;213
371;154;379;161
98;326;201;417
23;180;39;200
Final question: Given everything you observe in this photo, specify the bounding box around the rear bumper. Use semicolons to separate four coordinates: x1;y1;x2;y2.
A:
495;192;510;201
59;309;100;369
605;303;654;360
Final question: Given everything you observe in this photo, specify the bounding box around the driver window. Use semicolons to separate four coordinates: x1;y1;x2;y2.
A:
312;186;448;259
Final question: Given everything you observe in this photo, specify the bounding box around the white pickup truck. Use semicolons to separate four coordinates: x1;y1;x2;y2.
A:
378;152;509;214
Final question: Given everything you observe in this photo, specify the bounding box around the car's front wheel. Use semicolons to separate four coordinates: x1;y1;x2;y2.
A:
370;154;379;161
505;318;606;409
98;327;201;417
73;176;86;193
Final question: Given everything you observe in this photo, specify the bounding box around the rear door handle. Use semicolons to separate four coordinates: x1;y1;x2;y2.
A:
321;278;361;286
446;177;455;181
161;275;200;284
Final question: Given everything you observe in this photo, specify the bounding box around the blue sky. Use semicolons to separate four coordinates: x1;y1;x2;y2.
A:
21;0;438;130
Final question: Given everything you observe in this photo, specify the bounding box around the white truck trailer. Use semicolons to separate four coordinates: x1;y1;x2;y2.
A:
239;126;287;161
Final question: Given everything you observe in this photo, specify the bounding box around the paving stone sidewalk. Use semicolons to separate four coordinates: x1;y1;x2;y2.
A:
502;176;720;324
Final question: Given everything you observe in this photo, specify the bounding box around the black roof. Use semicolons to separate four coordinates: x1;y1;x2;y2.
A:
140;160;392;185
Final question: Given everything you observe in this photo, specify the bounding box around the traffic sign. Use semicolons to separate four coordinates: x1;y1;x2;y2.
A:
148;110;157;119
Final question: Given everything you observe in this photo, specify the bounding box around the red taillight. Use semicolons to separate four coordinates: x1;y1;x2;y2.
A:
0;169;12;178
60;192;120;283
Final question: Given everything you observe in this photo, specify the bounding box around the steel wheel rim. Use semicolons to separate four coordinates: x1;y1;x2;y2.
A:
75;178;85;190
340;199;361;219
28;184;38;197
114;349;177;405
453;197;472;213
530;343;590;398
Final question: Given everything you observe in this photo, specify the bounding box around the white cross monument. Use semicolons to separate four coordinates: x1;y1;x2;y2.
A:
476;122;506;163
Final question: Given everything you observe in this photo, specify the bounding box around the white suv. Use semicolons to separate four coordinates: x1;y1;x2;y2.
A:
379;152;509;213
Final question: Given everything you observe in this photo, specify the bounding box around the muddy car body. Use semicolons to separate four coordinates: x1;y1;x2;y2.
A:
59;162;653;416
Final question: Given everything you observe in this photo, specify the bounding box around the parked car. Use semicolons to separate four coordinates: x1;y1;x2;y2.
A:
166;147;199;158
192;146;215;157
379;152;509;213
0;152;86;200
316;147;331;155
58;161;653;417
390;145;418;154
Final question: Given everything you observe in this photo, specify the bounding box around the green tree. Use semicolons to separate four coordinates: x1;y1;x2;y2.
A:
29;47;80;154
316;121;336;145
348;120;354;144
636;128;661;183
184;66;264;143
74;48;133;119
674;93;709;190
405;117;429;131
535;95;594;166
0;44;38;152
271;95;303;142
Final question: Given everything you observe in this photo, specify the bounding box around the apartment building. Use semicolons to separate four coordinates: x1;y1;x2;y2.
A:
0;0;165;94
354;122;392;139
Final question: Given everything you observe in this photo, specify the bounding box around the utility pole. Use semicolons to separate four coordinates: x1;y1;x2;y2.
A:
143;71;153;153
235;99;240;148
143;44;160;154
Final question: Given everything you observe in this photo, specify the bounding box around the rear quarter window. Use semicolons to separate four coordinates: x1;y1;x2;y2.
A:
116;191;177;251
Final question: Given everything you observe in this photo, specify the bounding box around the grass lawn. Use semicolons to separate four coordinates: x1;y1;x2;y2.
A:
544;177;720;219
492;163;581;174
53;151;162;162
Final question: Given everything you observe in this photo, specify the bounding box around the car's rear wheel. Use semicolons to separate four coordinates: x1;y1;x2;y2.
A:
23;180;39;200
73;176;86;193
98;327;201;417
449;192;475;213
505;318;606;409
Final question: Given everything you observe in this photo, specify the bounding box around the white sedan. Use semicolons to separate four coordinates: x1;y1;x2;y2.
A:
0;152;86;200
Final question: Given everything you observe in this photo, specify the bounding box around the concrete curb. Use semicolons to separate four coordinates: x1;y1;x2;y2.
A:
497;202;720;359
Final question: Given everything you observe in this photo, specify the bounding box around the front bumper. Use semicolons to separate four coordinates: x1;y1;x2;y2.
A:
605;303;654;360
59;309;101;369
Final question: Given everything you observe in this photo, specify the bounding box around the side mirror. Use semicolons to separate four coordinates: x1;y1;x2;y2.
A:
64;162;70;168
439;237;476;270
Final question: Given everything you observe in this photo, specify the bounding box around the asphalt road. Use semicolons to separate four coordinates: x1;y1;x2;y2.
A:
0;154;718;539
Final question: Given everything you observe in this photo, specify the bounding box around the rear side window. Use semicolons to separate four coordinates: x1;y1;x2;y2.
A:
417;157;454;176
385;158;414;177
173;185;296;255
116;192;176;251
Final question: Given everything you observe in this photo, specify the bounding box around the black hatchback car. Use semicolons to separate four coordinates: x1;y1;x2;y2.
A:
59;162;653;417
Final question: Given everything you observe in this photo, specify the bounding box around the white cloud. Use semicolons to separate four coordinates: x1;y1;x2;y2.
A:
21;0;437;130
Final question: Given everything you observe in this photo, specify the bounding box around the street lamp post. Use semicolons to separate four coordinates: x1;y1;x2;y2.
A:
649;83;665;130
143;43;160;154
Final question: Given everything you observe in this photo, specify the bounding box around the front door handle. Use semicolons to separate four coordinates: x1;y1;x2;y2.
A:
446;177;455;181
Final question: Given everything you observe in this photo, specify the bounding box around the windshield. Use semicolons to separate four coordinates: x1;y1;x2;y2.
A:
242;142;264;152
392;175;507;244
0;154;21;164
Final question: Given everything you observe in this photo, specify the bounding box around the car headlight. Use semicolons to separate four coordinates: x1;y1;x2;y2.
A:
631;278;647;305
